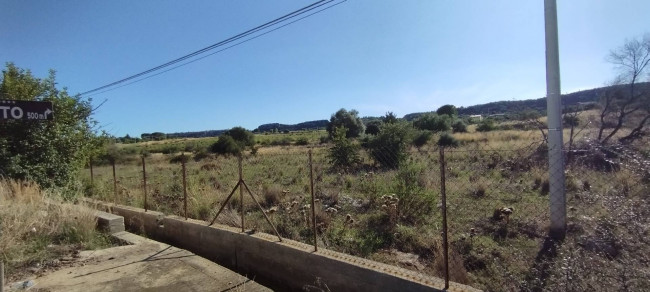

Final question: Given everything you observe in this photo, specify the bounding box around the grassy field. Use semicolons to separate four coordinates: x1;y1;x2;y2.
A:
82;113;650;291
0;180;117;282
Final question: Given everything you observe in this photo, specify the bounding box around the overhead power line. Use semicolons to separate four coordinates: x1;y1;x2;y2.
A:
81;0;346;96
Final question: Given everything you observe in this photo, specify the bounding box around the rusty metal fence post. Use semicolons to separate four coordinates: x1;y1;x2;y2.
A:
111;159;117;202
142;155;148;212
239;155;244;232
182;153;188;220
309;149;317;252
439;147;450;289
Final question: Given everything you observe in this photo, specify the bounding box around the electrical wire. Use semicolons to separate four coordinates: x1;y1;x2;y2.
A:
85;0;348;98
80;0;345;96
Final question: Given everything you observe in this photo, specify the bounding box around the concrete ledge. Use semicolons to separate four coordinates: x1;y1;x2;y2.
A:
85;199;480;292
95;211;125;234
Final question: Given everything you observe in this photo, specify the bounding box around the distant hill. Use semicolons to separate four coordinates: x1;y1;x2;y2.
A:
254;120;328;132
156;83;648;139
404;82;649;120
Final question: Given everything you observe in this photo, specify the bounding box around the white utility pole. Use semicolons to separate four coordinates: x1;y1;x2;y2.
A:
544;0;566;239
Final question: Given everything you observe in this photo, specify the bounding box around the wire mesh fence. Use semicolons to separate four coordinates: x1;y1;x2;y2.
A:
82;130;650;291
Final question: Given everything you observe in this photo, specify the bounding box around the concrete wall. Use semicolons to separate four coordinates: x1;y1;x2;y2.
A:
88;200;479;292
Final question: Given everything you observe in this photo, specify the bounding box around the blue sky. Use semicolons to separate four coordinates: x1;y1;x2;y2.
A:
1;0;649;137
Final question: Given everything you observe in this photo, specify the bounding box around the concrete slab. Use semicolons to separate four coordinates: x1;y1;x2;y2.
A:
30;232;271;292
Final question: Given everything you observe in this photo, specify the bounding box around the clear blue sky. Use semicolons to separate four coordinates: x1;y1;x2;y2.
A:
1;0;648;137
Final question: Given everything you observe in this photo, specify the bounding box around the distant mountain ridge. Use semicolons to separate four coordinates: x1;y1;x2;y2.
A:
160;82;648;138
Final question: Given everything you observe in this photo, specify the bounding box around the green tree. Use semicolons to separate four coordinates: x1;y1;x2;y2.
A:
328;126;361;169
151;132;166;141
436;104;458;117
326;108;365;138
224;126;255;147
365;120;381;135
0;63;100;188
382;111;398;124
210;135;241;155
413;113;451;132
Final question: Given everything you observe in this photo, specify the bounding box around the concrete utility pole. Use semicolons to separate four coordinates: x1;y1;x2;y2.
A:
544;0;566;239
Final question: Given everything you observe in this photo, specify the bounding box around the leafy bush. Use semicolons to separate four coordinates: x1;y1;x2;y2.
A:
413;113;451;132
0;64;101;188
437;132;459;147
436;104;458;117
295;137;309;145
393;162;436;224
412;131;432;148
328;126;361;169
476;119;496;132
210;135;241;155
326;108;365;138
366;121;414;168
452;120;468;133
224;126;255;147
365;120;381;135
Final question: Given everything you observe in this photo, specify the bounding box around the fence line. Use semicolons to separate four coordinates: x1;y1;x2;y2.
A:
84;140;650;291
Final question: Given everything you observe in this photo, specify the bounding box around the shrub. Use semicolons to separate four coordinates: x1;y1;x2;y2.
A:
476;120;496;132
452;120;468;133
328;127;361;169
295;137;309;146
393;162;436;224
412;131;432;148
365;120;381;135
224;126;255;148
413;113;451;132
437;132;460;147
319;135;329;144
436;104;458;117
210;136;241;155
326;108;365;138
0;64;101;188
366;121;414;168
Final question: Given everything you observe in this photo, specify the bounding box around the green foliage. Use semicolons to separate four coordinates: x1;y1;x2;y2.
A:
365;120;381;135
412;130;432;148
393;162;436;224
437;132;460;147
224;126;255;147
326;108;365;138
382;111;398;124
365;121;414;168
452;120;468;133
0;63;100;188
476;119;496;132
210;135;241;155
328;127;361;169
413;113;451;132
436;104;458;117
295;137;309;145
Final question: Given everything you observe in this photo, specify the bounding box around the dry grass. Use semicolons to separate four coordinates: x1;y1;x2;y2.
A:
0;179;113;279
